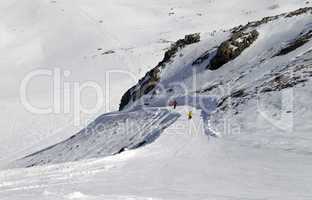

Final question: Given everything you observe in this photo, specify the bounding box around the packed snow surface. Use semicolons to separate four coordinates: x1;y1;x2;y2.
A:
0;0;309;164
0;107;312;200
1;0;312;200
10;108;180;168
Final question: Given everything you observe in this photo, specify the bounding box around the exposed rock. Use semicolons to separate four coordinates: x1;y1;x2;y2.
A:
232;7;312;34
285;7;312;17
205;7;312;71
119;68;161;110
231;89;247;98
119;33;200;110
102;50;115;55
260;73;308;93
119;86;136;111
192;47;217;65
232;16;279;33
275;31;312;56
207;30;259;70
196;82;221;93
158;33;200;68
120;7;312;111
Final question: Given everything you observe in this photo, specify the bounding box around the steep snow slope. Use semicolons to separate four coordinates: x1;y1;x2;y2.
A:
121;7;312;110
10;108;180;168
121;8;312;137
118;8;312;159
1;2;312;200
0;0;309;165
0;107;311;200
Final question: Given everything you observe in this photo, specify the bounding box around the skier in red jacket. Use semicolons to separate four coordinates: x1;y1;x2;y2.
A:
173;100;177;109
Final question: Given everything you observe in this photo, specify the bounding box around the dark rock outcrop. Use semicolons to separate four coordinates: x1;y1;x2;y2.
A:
120;7;312;111
285;7;312;17
207;30;259;70
232;7;312;34
119;33;200;110
158;33;200;68
259;66;311;93
275;30;312;56
102;50;115;55
192;47;217;66
119;68;161;111
205;7;312;71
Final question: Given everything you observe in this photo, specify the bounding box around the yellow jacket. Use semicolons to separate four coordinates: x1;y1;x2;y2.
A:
188;111;193;119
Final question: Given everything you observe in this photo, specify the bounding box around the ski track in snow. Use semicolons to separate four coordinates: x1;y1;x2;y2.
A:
0;107;312;200
0;0;308;164
1;1;312;199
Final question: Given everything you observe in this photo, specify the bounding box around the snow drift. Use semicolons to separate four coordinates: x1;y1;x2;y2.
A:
11;108;180;168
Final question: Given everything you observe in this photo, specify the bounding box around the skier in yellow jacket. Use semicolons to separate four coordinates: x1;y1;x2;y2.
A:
188;111;193;120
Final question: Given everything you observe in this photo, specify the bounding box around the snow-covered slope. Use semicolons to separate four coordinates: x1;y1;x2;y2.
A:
118;7;312;156
0;0;309;166
1;107;311;200
121;8;311;124
10;108;179;168
1;2;312;200
121;7;312;110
